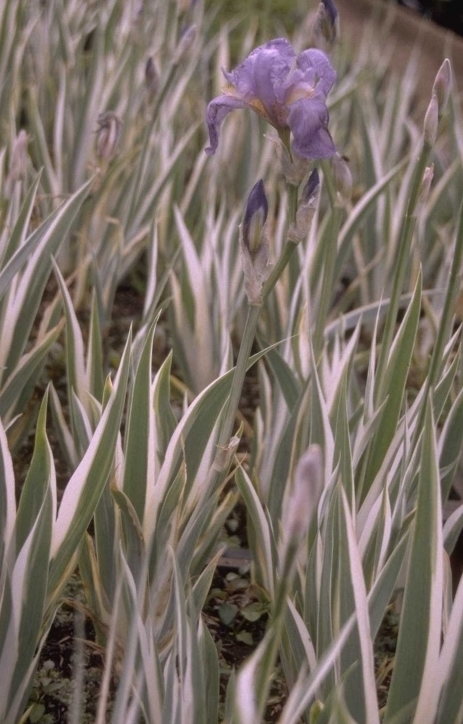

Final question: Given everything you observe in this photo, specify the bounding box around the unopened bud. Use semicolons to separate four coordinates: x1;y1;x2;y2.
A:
285;445;323;542
322;0;339;34
312;0;340;48
240;180;272;304
432;59;452;114
145;56;159;98
7;130;28;185
288;169;320;243
95;112;122;164
242;179;268;254
302;168;320;203
423;93;439;146
331;153;352;203
173;25;197;66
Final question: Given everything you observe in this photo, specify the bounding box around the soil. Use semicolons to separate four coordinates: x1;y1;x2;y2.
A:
27;577;112;724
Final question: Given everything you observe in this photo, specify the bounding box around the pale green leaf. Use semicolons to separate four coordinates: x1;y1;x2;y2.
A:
0;323;63;419
49;331;131;596
123;318;159;522
384;401;443;724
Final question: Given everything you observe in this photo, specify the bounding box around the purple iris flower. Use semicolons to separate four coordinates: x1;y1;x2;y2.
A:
205;38;336;160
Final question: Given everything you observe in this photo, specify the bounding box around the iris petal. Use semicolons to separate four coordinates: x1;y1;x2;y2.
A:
205;95;249;155
288;95;336;159
296;48;337;97
205;38;337;160
251;42;294;121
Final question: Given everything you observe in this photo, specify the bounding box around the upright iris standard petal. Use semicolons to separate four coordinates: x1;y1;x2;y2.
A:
223;38;296;121
296;48;337;97
205;38;337;160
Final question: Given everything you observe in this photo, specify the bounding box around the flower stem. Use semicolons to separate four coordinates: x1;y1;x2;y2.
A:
320;157;337;207
288;182;299;224
212;183;300;483
262;239;297;304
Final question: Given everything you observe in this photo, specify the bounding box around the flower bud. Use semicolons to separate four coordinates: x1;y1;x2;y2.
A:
242;179;268;254
288;169;320;243
322;0;339;34
331;153;352;203
240;180;272;305
432;58;452;114
285;445;323;543
313;0;340;48
301;167;320;204
95;112;122;164
145;56;159;98
173;25;197;66
423;93;438;146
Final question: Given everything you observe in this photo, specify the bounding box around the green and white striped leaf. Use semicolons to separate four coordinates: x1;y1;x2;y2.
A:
384;401;443;724
48;330;132;597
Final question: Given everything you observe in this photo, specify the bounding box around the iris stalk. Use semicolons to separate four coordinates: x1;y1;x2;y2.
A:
206;35;337;489
213;183;302;479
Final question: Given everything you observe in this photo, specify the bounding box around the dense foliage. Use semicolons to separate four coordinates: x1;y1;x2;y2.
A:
1;1;463;723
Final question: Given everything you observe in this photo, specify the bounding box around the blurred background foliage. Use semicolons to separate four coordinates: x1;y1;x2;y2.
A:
395;0;463;36
204;0;463;40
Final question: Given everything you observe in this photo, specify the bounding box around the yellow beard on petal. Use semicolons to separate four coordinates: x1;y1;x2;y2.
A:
286;86;316;104
223;84;273;124
247;97;269;119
